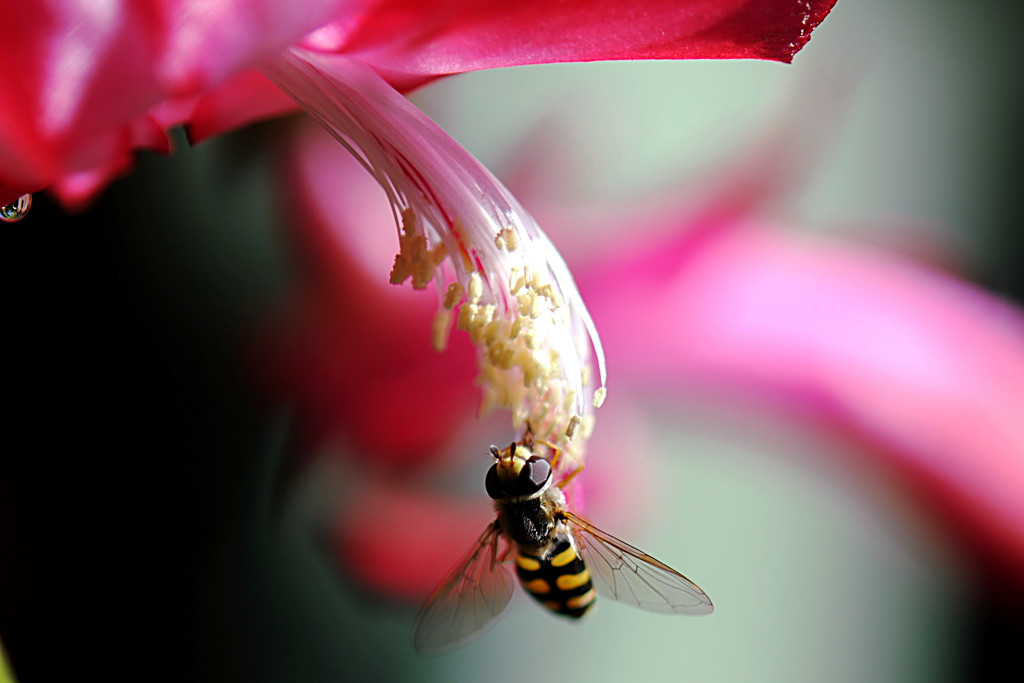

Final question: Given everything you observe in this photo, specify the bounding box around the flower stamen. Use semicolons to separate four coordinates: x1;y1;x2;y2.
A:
262;47;607;465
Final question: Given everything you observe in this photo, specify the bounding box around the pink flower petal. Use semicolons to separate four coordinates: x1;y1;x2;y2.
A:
0;0;838;203
185;70;298;144
584;221;1024;578
0;0;341;200
319;0;838;89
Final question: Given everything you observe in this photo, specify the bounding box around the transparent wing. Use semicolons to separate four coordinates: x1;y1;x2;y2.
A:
412;521;514;655
563;511;713;615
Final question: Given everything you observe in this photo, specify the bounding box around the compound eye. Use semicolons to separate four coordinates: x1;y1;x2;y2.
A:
516;456;551;494
485;465;504;499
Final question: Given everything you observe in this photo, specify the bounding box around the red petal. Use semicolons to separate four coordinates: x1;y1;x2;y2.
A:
0;0;838;201
0;0;341;202
186;70;299;144
321;0;838;88
333;482;492;601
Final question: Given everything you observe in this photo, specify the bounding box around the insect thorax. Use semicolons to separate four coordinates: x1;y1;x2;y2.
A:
497;497;552;547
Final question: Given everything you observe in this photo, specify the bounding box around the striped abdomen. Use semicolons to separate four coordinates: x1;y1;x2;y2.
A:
515;532;595;618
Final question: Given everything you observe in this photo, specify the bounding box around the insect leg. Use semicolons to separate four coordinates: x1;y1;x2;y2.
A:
497;542;512;562
522;422;537;449
557;464;584;489
488;527;502;569
522;421;585;484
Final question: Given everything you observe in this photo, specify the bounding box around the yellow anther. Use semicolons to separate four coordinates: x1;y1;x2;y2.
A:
443;281;463;310
467;271;483;304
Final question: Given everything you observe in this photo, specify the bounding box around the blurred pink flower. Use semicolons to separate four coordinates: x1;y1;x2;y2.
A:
267;115;1024;599
581;215;1024;583
0;0;837;207
257;117;481;461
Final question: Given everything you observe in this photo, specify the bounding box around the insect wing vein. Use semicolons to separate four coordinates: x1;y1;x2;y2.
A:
413;522;514;655
563;511;713;615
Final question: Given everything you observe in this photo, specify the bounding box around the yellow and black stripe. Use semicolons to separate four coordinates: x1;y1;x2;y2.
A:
515;533;595;618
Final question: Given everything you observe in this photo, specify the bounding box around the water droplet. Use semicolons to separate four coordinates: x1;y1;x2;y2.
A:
0;194;32;222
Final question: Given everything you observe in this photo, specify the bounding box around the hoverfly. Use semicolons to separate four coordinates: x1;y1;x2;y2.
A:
413;429;713;655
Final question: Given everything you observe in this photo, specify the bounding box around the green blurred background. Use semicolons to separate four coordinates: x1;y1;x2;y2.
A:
2;1;1022;681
